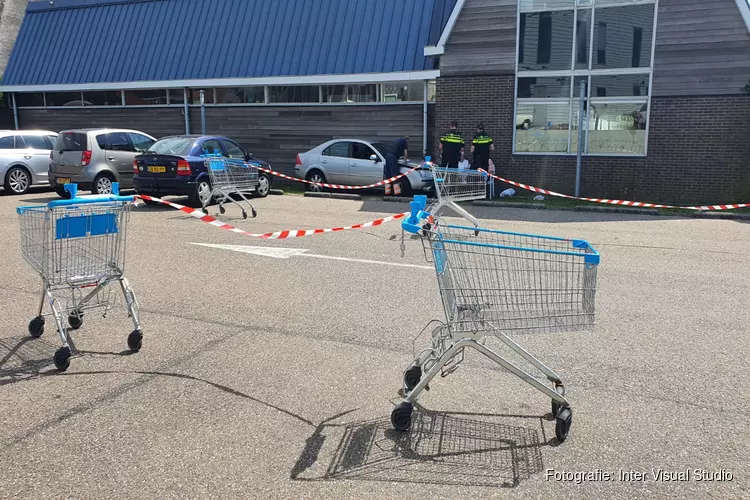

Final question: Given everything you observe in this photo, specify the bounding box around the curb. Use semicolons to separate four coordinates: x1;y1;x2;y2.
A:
473;201;547;210
303;192;362;201
269;189;284;196
690;211;750;220
573;205;661;216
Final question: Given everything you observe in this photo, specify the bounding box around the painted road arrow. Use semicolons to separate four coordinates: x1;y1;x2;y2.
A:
191;243;432;270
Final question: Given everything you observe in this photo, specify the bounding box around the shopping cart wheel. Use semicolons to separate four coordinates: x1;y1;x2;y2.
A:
551;384;565;416
219;205;226;215
28;316;45;338
202;208;208;215
391;402;413;432
53;347;71;372
251;208;257;218
242;210;248;220
404;366;422;392
555;407;573;443
127;329;143;352
68;311;83;330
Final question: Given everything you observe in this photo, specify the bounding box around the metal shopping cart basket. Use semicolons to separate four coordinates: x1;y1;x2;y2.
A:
203;154;259;219
16;183;144;371
428;156;487;228
396;201;600;443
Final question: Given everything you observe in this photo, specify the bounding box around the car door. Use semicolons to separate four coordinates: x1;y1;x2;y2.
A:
319;141;351;183
21;134;56;184
104;131;136;187
349;142;384;185
221;139;246;161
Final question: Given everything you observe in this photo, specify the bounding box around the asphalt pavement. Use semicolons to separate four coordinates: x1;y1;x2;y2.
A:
0;188;748;499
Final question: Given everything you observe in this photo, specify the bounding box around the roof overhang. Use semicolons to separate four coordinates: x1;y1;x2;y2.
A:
736;0;750;33
423;0;466;57
0;70;441;93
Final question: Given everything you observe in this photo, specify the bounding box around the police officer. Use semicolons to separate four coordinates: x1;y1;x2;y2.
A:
384;136;408;196
439;121;464;169
471;122;494;171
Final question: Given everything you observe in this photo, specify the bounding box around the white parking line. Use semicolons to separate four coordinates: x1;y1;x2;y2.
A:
191;243;433;270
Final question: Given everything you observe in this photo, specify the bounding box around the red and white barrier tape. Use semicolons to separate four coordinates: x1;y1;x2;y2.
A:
478;169;750;211
258;163;425;190
134;195;409;239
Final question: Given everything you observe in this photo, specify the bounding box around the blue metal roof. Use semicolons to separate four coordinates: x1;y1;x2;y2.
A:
2;0;456;88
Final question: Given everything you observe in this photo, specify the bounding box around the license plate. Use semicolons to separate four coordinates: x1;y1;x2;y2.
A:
57;178;71;185
147;166;167;173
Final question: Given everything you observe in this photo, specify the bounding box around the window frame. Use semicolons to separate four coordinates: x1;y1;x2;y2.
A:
513;0;658;157
222;139;247;159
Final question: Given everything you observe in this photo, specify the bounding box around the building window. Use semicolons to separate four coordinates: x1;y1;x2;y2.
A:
216;87;265;104
515;0;656;156
83;91;122;106
15;93;45;107
322;84;378;103
124;89;167;105
188;89;215;104
268;86;319;103
427;80;437;102
168;89;185;105
46;92;84;106
381;82;424;102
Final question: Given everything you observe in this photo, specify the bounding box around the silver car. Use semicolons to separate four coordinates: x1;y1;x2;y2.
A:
0;130;58;195
49;128;156;197
295;139;433;195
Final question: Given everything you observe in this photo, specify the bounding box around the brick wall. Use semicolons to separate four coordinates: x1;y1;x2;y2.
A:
433;75;750;204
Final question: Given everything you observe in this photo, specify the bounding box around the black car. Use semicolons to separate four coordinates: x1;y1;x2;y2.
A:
133;135;271;207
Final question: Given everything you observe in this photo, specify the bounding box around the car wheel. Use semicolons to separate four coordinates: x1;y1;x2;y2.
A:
306;170;326;192
187;179;212;208
399;177;412;197
54;185;72;199
4;166;31;195
254;173;270;198
92;173;115;195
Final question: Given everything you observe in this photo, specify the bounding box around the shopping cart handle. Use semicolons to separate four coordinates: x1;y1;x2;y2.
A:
47;195;135;208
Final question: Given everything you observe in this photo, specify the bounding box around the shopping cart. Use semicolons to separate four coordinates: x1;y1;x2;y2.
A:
203;154;259;219
396;200;600;443
16;183;144;371
428;156;487;228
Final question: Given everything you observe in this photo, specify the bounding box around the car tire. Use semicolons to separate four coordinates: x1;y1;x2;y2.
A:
4;166;31;195
187;179;212;208
54;185;72;199
399;177;412;198
305;170;326;192
92;172;115;195
253;173;270;198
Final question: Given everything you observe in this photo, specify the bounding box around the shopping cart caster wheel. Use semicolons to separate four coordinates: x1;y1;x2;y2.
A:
404;366;422;392
202;208;208;215
251;208;257;218
53;347;71;372
391;402;413;432
127;330;143;352
28;316;45;338
555;407;573;443
219;206;226;214
242;210;248;220
68;312;83;330
474;229;480;236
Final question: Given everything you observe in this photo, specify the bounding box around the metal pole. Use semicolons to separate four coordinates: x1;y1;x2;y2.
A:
575;79;585;197
199;90;206;135
422;80;428;158
11;93;19;130
183;88;190;134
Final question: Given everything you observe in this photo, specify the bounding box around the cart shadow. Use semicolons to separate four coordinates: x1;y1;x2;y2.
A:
0;336;58;385
291;405;548;488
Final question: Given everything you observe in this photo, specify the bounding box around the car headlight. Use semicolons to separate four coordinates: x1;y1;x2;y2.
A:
418;169;433;180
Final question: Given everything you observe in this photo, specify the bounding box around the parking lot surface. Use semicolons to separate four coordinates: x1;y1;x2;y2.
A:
1;189;748;499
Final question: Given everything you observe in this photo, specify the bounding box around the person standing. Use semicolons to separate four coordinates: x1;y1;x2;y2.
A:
384;136;408;196
439;121;464;169
471;123;494;171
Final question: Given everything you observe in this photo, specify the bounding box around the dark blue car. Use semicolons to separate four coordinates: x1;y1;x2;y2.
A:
133;135;271;207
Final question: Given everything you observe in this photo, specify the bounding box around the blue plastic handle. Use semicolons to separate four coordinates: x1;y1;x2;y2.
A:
47;196;135;208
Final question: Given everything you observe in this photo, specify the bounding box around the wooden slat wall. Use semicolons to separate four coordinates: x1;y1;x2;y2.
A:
653;0;750;96
440;0;518;76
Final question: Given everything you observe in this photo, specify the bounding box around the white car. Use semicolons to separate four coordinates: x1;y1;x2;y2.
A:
0;130;58;195
294;139;434;195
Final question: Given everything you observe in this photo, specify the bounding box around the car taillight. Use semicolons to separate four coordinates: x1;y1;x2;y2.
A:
295;154;302;166
133;160;139;174
81;150;92;166
177;160;191;176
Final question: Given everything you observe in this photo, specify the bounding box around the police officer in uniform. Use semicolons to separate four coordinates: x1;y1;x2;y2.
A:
471;123;494;171
439;121;464;169
384;136;408;196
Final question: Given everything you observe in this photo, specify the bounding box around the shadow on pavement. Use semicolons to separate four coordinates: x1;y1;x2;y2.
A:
291;405;547;488
0;336;57;385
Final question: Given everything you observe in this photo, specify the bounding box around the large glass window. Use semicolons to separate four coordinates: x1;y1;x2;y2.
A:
46;92;83;106
268;86;319;103
322;84;378;103
83;91;122;106
515;0;656;155
381;82;424;102
216;87;265;104
15;93;44;107
125;89;167;105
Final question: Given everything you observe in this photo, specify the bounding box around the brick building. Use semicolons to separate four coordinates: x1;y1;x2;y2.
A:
2;0;750;204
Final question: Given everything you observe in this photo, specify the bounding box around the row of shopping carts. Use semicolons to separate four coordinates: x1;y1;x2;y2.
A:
14;156;600;444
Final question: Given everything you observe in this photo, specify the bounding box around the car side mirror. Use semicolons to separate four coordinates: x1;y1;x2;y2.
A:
370;154;380;162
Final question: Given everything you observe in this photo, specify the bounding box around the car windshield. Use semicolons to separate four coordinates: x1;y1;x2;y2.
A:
54;132;87;152
147;137;195;156
372;142;389;157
